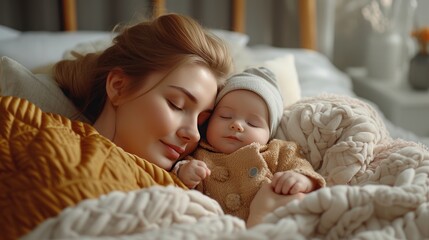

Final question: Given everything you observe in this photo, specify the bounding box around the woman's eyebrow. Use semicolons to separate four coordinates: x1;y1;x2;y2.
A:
169;85;197;103
216;106;233;111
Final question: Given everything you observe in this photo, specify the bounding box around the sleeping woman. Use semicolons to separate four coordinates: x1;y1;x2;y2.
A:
0;13;232;239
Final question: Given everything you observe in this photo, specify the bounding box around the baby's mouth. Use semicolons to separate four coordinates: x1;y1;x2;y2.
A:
225;135;241;141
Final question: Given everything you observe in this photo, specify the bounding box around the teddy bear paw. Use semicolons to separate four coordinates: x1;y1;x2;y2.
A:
212;166;229;182
225;193;241;211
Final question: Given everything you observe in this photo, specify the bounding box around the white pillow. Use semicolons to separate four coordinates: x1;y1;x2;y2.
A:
0;31;112;70
209;29;249;57
0;56;87;122
0;25;20;40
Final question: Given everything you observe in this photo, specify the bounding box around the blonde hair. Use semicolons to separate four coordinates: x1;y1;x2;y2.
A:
54;14;233;123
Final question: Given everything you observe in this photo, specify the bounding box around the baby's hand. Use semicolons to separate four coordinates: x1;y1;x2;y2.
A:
271;171;314;195
247;183;306;228
178;160;211;189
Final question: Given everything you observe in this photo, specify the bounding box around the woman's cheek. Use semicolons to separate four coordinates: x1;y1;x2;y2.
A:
181;140;199;159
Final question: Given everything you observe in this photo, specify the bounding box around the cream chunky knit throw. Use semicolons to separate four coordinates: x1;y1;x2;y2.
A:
24;94;429;240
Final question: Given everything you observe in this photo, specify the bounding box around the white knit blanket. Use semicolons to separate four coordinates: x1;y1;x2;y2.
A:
24;94;429;239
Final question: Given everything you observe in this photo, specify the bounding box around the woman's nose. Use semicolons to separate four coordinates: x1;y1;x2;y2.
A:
230;121;244;132
178;121;201;143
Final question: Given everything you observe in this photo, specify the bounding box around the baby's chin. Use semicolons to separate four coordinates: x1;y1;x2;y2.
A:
217;144;243;154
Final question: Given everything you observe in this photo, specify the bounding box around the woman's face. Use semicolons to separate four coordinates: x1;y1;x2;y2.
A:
113;63;217;170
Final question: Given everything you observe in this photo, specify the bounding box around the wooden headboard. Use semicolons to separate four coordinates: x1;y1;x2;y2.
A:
61;0;317;50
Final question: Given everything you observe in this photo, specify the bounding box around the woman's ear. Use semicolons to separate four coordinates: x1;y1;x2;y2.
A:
106;67;128;106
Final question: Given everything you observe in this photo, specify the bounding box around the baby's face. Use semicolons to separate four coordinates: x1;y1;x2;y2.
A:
206;89;270;154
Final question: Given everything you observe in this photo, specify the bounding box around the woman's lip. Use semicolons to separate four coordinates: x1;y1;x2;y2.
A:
168;143;185;155
161;141;185;158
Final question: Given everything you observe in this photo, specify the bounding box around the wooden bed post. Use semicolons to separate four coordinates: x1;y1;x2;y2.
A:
299;0;317;50
61;0;77;31
231;0;245;33
152;0;166;17
60;0;316;50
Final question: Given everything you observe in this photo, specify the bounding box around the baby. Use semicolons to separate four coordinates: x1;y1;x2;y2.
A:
173;67;326;220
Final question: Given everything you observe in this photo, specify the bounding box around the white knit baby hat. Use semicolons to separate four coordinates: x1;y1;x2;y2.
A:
215;67;283;138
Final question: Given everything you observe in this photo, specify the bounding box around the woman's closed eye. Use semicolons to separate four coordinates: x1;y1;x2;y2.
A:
220;115;232;119
167;100;183;111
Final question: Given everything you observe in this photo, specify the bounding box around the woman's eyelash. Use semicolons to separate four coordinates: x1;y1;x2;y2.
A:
167;100;182;110
220;116;231;119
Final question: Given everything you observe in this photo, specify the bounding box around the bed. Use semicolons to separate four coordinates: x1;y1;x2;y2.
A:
1;1;429;239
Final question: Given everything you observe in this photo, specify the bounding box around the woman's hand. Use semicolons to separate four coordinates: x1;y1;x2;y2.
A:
271;171;315;194
178;160;211;189
247;182;306;228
